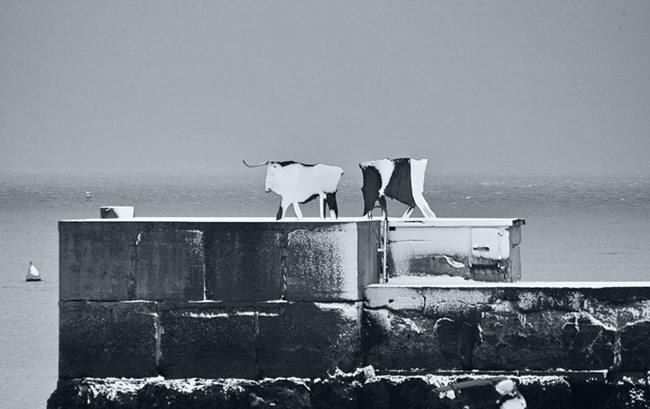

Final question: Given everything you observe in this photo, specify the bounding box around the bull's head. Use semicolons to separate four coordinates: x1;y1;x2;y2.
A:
243;159;278;193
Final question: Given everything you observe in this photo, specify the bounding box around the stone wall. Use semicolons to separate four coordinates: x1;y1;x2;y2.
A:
364;283;650;372
58;218;381;379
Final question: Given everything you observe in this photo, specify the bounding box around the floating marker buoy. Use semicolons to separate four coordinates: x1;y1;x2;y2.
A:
26;261;41;282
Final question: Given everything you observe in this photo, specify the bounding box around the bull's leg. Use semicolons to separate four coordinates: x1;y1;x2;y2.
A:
292;202;304;220
326;192;338;219
277;198;291;220
402;206;414;218
414;193;436;218
319;194;326;219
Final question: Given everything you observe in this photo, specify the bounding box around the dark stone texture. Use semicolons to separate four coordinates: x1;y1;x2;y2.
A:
137;381;252;409
515;376;573;409
434;319;480;369
59;222;141;301
205;223;285;301
310;378;362;409
561;313;617;370
205;221;380;302
60;219;381;303
134;228;205;300
60;222;206;301
472;309;572;370
621;321;650;371
363;376;434;409
46;372;650;409
246;379;313;409
365;285;650;372
59;302;158;379
257;302;362;378
363;310;441;371
158;304;259;379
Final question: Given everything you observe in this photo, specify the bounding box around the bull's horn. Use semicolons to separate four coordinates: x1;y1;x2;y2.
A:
242;159;269;168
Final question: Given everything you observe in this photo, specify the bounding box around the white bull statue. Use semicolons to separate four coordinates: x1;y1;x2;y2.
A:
243;160;344;220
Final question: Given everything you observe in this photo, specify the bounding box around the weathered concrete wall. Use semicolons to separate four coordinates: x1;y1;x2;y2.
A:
387;218;524;282
60;218;380;303
58;218;381;379
364;283;650;373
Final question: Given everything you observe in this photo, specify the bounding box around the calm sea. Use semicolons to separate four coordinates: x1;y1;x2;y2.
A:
1;172;649;408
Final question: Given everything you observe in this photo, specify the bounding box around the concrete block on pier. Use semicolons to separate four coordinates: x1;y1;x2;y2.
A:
256;301;362;378
203;219;381;302
157;301;362;379
59;222;206;301
60;218;381;302
59;301;158;379
158;303;258;379
364;284;650;373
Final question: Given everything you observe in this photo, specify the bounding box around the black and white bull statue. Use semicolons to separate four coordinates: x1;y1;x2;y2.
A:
243;160;344;220
359;158;436;218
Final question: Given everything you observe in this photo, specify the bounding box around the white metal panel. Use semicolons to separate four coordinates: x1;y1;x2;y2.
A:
471;228;510;261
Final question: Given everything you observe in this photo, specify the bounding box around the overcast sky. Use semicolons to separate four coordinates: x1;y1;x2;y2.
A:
1;1;649;175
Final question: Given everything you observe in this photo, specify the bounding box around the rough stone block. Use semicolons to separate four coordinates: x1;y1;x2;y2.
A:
257;302;362;378
134;228;205;300
363;376;438;409
205;224;285;301
364;284;650;372
204;220;380;302
60;222;207;301
284;223;378;301
158;303;258;379
472;309;573;370
620;321;650;371
59;222;140;301
59;301;158;378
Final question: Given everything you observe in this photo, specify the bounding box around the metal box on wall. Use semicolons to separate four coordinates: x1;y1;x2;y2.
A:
386;218;524;282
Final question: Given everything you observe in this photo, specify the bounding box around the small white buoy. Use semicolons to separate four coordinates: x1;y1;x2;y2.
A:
26;261;41;282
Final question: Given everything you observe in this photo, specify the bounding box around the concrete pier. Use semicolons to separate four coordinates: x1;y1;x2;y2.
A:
51;216;650;408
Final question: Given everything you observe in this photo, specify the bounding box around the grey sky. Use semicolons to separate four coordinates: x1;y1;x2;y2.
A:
1;1;649;175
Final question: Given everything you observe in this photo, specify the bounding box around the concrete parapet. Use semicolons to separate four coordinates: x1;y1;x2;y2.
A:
59;218;381;303
204;219;380;302
364;283;650;372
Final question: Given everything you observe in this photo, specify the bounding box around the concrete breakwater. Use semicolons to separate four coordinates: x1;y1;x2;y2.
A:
49;217;650;408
